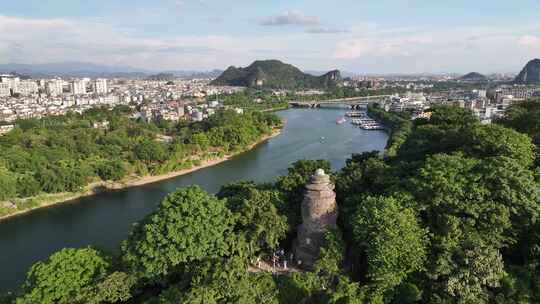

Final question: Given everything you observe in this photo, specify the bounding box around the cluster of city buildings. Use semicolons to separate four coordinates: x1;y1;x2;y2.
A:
3;72;540;135
134;99;243;124
381;84;540;123
0;75;243;127
0;75;108;97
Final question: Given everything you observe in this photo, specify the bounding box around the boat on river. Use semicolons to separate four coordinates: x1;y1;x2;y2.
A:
336;117;346;124
345;111;365;117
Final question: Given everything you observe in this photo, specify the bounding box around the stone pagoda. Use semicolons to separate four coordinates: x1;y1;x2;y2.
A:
293;169;338;268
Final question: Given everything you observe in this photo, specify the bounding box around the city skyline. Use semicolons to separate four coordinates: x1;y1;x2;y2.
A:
2;0;540;74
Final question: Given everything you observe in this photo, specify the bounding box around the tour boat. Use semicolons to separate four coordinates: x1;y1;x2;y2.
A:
336;117;346;124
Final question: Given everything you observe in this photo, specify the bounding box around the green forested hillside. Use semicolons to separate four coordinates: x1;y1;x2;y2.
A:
515;59;540;84
211;60;341;89
0;106;281;216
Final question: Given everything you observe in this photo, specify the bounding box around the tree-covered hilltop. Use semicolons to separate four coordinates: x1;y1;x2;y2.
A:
0;106;282;217
459;72;487;82
5;104;540;303
211;60;342;89
515;58;540;84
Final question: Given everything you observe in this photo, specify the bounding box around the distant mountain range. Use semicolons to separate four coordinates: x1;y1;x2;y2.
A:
459;72;487;82
146;73;176;81
4;60;533;83
515;59;540;84
0;62;222;79
211;60;341;89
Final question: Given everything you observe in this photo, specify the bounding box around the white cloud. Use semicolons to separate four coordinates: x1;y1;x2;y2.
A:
330;25;540;73
260;10;320;27
306;27;350;34
0;15;306;70
518;35;540;47
333;35;433;59
0;15;69;31
333;40;373;59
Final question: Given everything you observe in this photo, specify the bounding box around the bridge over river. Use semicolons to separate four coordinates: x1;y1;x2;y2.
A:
289;95;391;109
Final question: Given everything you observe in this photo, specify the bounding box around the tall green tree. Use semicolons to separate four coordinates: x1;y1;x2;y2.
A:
0;166;17;200
16;247;110;304
134;139;167;163
218;182;289;257
122;186;235;280
352;196;428;299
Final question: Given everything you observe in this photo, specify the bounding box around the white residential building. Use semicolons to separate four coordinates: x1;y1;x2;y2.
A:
0;75;20;94
101;94;119;105
70;79;87;95
15;80;38;95
46;79;64;96
0;83;10;97
94;78;108;94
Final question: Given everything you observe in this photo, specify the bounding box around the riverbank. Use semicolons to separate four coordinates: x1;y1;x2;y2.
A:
0;128;282;222
262;105;290;112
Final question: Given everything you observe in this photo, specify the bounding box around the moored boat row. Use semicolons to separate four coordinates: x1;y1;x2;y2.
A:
345;111;365;117
336;111;385;130
350;118;385;130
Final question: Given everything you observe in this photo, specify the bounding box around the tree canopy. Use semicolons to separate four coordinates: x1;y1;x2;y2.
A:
16;247;110;304
121;186;235;280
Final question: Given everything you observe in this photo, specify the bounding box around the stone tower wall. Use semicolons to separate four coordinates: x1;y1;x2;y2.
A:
293;169;338;268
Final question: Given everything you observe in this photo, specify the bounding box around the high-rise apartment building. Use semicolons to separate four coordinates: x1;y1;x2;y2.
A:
0;75;20;94
0;83;10;97
15;80;38;95
70;79;87;95
46;79;64;96
94;78;107;94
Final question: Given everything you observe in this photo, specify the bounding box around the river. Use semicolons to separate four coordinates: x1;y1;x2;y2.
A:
0;108;388;292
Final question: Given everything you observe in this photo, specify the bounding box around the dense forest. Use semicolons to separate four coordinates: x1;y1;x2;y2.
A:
3;101;540;303
0;106;282;216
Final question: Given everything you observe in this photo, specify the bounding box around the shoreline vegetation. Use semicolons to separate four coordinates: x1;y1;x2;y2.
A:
0;105;285;221
0;127;282;222
0;127;285;222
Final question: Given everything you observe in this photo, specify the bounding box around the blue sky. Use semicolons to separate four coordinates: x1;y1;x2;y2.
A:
2;0;540;73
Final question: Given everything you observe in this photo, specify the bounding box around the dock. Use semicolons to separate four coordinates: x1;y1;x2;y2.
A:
346;112;386;130
345;111;366;117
